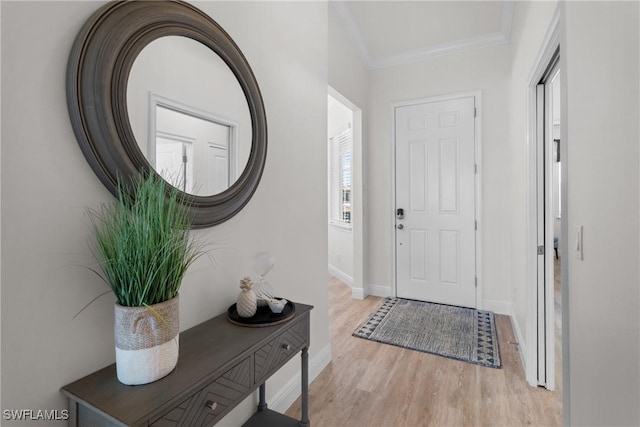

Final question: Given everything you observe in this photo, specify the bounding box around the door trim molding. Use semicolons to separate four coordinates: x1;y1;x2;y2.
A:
328;86;365;300
525;3;561;390
148;92;240;181
390;90;483;308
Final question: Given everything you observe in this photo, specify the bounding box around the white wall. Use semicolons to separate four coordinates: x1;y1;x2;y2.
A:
0;0;4;414
1;1;330;426
327;96;352;148
562;1;640;424
509;1;640;424
366;44;512;308
328;5;369;121
327;95;354;284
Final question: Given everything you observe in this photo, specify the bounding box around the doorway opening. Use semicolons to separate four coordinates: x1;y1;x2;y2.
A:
534;51;562;391
526;12;565;402
327;87;364;299
525;7;564;398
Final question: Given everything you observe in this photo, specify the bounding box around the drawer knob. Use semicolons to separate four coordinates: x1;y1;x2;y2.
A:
206;400;218;411
282;343;291;350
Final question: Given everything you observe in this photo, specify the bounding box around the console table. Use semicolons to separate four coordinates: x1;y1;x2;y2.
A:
60;303;313;427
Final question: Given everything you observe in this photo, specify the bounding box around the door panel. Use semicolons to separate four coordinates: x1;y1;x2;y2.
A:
536;83;547;385
409;141;427;212
439;230;459;284
395;97;476;308
207;145;230;194
439;138;459;213
409;230;428;281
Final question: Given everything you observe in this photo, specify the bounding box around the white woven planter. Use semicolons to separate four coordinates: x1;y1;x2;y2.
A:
114;295;180;385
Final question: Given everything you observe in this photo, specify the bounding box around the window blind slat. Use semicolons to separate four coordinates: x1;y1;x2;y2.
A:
329;128;352;225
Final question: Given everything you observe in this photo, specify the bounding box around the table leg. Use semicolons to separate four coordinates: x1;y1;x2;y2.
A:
300;347;309;427
67;401;77;427
258;383;267;412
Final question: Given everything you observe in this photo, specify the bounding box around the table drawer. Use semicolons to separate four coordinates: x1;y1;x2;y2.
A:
151;357;252;427
254;319;308;383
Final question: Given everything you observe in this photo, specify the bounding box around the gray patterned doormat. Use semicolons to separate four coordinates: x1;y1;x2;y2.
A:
353;297;501;368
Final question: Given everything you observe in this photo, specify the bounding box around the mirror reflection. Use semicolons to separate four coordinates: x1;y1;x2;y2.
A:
127;36;252;196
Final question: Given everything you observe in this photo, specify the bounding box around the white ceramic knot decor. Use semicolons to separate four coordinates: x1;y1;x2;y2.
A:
267;298;288;314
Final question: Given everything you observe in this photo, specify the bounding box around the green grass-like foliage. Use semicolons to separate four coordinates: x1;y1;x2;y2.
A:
88;173;203;307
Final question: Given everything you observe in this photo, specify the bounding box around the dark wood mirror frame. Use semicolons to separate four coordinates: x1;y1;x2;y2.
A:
67;0;267;228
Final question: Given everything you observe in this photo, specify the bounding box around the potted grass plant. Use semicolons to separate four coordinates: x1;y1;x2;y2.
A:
88;172;204;385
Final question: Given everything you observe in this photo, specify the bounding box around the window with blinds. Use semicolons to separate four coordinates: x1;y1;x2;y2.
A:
329;127;352;226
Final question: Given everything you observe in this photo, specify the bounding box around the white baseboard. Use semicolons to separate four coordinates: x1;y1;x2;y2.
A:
482;299;512;315
351;287;365;300
509;307;527;376
365;284;391;297
483;300;527;380
328;265;353;287
270;343;332;413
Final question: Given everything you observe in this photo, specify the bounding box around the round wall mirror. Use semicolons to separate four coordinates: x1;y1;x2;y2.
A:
67;1;267;227
127;36;252;197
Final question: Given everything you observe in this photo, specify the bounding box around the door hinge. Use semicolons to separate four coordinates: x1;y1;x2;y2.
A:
475;220;478;231
537;246;545;255
474;107;477;118
474;164;478;174
475;277;478;287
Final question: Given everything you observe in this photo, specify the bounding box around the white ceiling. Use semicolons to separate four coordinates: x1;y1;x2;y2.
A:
331;1;514;69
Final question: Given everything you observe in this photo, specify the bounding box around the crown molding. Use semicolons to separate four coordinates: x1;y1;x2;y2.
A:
501;1;515;42
371;30;510;69
330;0;374;67
331;1;514;70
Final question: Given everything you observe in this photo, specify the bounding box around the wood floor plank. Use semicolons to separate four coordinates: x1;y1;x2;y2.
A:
285;278;562;426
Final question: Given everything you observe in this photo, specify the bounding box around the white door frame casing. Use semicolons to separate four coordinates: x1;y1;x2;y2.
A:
148;93;240;183
328;86;365;300
525;4;562;389
390;91;483;309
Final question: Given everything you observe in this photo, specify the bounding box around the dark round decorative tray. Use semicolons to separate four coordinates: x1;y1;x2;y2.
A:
227;300;295;327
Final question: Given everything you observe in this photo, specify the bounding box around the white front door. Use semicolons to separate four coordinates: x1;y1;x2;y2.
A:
395;96;477;308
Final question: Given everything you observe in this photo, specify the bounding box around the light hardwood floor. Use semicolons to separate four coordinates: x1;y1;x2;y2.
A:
285;277;562;427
